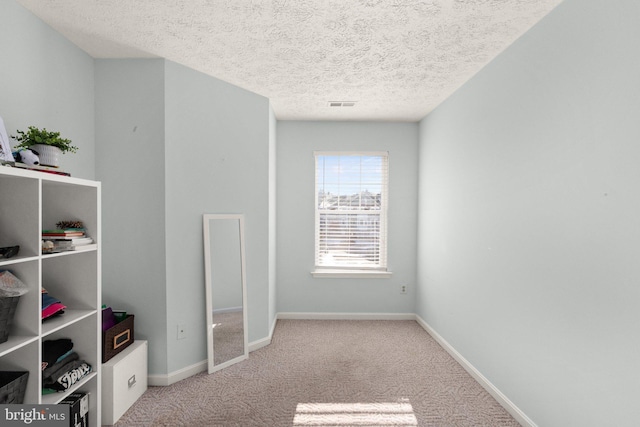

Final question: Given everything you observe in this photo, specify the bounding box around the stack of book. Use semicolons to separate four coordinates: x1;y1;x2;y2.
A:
42;228;93;253
12;161;71;177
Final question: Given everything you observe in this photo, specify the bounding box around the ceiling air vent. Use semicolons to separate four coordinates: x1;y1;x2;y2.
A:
328;101;356;107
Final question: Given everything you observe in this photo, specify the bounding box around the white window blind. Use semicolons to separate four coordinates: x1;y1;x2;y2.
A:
315;152;388;270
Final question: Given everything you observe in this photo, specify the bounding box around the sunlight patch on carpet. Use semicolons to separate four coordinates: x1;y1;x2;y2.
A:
293;401;418;426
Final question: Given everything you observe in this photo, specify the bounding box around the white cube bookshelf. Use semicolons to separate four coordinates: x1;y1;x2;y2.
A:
0;166;101;424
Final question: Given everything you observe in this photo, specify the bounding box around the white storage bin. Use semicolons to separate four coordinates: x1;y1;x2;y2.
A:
101;340;148;425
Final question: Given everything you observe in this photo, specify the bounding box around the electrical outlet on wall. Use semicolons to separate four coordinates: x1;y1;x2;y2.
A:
177;323;187;340
400;284;407;294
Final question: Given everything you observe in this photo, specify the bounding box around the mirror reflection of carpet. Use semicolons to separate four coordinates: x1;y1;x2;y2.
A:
212;310;244;365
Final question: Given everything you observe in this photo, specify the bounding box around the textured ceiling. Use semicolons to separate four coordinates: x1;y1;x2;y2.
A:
17;0;563;121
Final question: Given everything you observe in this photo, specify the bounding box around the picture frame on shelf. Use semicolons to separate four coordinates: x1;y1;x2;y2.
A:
0;116;15;165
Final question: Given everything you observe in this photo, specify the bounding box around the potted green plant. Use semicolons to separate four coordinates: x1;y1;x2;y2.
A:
12;126;78;167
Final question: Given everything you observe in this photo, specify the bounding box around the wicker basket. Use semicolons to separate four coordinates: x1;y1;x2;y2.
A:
0;371;29;404
102;314;134;363
0;296;20;344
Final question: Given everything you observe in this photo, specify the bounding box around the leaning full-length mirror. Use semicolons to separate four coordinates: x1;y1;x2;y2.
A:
203;214;248;374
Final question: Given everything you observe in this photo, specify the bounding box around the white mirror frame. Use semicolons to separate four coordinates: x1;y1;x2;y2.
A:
203;213;249;374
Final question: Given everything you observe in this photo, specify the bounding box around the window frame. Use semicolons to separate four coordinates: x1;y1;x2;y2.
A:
313;151;391;278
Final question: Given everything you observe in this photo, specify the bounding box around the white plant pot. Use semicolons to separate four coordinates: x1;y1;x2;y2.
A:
31;144;62;167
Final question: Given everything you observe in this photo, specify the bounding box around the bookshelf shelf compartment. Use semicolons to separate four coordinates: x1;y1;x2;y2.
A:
0;335;39;358
41;309;98;337
41;372;98;405
0;255;40;267
0;167;101;425
42;244;98;258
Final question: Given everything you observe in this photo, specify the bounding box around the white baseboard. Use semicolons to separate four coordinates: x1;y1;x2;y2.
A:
248;314;279;352
152;317;278;386
148;360;207;386
277;312;416;320
414;315;537;427
248;334;271;352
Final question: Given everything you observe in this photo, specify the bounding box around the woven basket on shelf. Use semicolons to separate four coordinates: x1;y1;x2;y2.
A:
0;296;20;344
0;371;29;404
103;314;134;363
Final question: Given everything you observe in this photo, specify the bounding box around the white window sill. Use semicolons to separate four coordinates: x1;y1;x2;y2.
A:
311;269;393;279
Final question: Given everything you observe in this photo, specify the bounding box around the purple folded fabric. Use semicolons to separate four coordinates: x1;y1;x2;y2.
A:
102;307;117;331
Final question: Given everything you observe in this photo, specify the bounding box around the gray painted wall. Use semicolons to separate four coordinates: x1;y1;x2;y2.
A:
95;59;168;375
0;0;95;179
416;0;640;425
164;61;271;372
269;106;277;328
277;121;418;314
96;59;272;375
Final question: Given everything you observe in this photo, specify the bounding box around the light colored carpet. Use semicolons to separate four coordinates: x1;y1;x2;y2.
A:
115;320;520;426
212;311;245;366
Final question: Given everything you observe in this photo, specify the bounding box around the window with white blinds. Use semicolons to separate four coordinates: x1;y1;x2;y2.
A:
315;152;389;270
